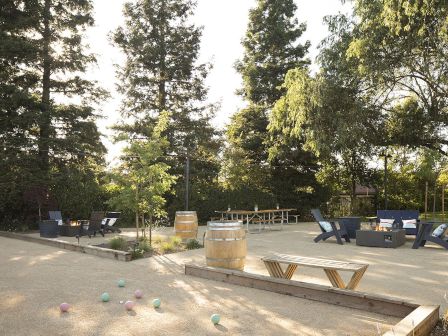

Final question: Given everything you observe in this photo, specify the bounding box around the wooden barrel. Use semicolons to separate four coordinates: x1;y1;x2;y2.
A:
205;221;247;271
174;211;198;240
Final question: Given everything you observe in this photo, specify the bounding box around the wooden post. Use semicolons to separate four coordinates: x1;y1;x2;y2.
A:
425;182;428;219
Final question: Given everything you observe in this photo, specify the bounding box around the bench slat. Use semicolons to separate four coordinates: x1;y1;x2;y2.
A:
262;254;368;272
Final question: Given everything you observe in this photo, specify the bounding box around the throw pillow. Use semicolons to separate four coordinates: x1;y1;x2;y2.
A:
402;219;417;229
432;224;448;238
319;221;333;232
379;218;394;228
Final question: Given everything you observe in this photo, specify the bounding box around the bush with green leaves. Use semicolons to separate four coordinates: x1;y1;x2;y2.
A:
153;235;164;244
138;239;153;253
186;239;202;250
170;236;182;247
109;236;128;251
160;241;175;253
130;247;145;260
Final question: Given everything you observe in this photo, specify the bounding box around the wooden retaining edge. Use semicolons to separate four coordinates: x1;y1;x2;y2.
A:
185;264;417;318
383;305;440;336
0;231;131;261
184;264;440;336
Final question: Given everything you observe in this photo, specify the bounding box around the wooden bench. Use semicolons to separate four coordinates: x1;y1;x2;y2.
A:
262;254;369;290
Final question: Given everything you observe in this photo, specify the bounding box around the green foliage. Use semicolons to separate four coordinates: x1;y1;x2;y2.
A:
235;0;310;105
186;239;202;250
113;0;222;223
153;235;164;244
160;241;175;253
169;235;182;247
107;111;176;236
0;0;107;228
130;247;145;260
222;0;324;215
345;0;448;153
109;237;128;251
137;239;153;253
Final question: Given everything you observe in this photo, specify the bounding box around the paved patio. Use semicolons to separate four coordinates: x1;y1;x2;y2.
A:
0;223;446;335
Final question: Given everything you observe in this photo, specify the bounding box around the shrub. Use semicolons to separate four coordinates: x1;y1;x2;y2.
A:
138;240;153;252
153;235;164;244
169;235;182;247
130;247;145;260
186;239;202;250
160;241;175;253
109;236;128;251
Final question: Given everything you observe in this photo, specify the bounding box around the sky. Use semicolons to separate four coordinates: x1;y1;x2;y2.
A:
85;0;352;164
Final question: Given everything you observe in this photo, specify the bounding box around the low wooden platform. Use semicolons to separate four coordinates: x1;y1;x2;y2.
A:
262;254;368;290
185;264;439;336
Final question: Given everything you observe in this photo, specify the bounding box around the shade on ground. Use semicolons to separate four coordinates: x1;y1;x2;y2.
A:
1;223;447;335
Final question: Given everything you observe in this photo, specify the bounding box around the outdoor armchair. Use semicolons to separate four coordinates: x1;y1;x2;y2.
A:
310;209;350;245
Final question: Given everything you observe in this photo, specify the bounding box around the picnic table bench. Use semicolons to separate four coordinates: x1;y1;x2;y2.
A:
262;254;369;290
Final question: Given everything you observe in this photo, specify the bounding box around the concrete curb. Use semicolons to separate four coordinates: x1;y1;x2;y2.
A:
0;231;132;261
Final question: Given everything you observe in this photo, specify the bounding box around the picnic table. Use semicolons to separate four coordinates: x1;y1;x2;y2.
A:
262;254;369;290
215;208;296;233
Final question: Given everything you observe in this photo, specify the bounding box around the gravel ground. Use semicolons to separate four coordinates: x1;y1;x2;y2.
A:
1;223;447;335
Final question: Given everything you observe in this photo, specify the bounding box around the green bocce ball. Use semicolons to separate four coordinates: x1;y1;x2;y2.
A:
210;314;220;325
101;292;110;302
117;279;125;287
152;298;161;308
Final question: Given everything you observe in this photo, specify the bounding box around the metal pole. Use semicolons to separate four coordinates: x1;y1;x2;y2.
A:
442;185;445;221
433;184;436;219
425;181;428;219
185;155;190;211
384;154;388;210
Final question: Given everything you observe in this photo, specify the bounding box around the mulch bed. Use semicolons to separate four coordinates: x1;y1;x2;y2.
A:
431;320;448;336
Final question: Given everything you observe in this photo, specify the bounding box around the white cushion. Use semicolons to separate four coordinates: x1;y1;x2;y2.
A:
107;218;117;226
432;224;448;238
57;220;63;226
379;219;394;228
319;221;333;232
402;219;417;229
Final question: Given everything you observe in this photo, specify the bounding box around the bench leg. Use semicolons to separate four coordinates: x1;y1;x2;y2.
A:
346;267;367;290
264;261;297;279
284;264;298;279
324;269;346;288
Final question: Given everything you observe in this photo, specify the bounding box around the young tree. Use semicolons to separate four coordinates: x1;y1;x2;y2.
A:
108;112;176;242
113;0;221;220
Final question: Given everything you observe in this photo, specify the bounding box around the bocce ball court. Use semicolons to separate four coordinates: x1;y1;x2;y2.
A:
1;222;446;335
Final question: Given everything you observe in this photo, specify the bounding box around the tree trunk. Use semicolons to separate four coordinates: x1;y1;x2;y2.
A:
149;213;153;245
39;0;52;174
158;0;167;112
135;185;139;239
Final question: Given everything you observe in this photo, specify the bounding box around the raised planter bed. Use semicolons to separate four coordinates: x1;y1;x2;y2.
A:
185;264;440;336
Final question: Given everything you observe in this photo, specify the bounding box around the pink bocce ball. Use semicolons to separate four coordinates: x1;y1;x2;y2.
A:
124;300;135;311
134;289;143;299
59;303;70;313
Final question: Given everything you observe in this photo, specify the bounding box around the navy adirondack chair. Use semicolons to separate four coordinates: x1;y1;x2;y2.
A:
412;222;448;249
311;209;350;245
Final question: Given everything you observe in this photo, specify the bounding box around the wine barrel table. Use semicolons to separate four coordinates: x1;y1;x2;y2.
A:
205;221;247;271
174;211;198;241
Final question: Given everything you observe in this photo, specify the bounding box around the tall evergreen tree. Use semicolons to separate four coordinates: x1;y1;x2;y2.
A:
113;0;221;220
0;0;107;227
224;0;324;212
